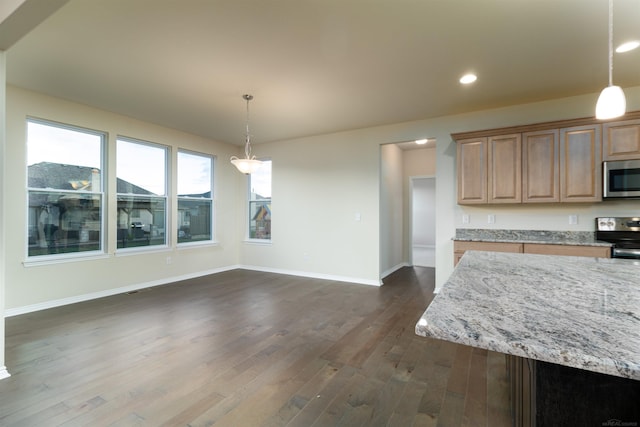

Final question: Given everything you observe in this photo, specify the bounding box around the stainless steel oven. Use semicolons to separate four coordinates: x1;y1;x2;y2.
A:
603;159;640;199
596;217;640;259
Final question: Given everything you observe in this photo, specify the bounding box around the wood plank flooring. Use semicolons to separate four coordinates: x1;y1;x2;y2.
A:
0;267;512;426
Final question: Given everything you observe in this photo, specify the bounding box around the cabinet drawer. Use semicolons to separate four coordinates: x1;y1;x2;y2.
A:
523;243;610;258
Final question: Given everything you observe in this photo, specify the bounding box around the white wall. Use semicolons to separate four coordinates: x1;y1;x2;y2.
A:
412;178;436;246
404;147;436;177
5;86;243;311
380;144;404;279
403;147;436;262
239;130;381;285
0;51;9;379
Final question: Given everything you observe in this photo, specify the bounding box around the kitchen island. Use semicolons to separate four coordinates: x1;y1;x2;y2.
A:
416;251;640;426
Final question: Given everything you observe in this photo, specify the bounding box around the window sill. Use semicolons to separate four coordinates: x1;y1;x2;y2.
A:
115;245;171;257
23;252;110;267
177;240;219;250
243;239;272;246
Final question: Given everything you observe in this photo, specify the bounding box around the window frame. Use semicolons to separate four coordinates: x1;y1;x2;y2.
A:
246;158;272;243
25;117;107;261
115;136;170;252
177;149;215;246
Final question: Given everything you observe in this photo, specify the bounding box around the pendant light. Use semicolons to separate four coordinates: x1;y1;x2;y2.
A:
595;0;626;120
231;94;263;174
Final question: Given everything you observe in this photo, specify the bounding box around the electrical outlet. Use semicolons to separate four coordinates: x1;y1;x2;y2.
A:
569;214;578;225
488;214;495;224
462;214;470;224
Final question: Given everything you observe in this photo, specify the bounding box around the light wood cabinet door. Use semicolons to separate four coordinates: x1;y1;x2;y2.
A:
523;243;610;258
457;138;487;204
522;130;559;203
488;134;522;203
603;119;640;161
560;125;602;202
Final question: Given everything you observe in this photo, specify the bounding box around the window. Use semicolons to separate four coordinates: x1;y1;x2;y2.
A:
177;150;214;243
248;160;271;240
116;137;168;249
27;119;105;258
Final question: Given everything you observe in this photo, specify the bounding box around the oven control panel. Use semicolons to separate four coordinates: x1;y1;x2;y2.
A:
596;217;640;231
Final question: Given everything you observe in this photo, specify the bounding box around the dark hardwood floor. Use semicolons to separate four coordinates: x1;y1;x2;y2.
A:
1;267;511;426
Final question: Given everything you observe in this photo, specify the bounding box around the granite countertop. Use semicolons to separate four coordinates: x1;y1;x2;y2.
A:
415;251;640;380
454;228;612;247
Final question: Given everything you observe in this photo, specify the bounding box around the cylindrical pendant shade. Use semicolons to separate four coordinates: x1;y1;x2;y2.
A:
595;85;626;120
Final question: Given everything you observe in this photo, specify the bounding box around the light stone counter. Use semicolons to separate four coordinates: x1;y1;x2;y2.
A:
454;228;612;247
415;250;640;380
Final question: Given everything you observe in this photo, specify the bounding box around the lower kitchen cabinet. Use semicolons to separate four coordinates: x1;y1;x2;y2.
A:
507;356;640;427
453;240;611;266
522;243;610;258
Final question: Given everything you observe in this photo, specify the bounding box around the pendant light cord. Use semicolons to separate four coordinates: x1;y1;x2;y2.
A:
244;94;253;159
607;0;613;87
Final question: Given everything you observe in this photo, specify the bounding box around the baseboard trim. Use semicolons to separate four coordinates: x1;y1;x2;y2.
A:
239;265;382;287
4;264;242;317
0;366;10;380
381;262;409;280
5;264;383;317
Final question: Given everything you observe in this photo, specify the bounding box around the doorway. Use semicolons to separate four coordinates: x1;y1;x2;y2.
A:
411;176;436;267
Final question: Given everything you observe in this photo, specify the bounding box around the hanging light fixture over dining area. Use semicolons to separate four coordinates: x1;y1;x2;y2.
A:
231;94;263;174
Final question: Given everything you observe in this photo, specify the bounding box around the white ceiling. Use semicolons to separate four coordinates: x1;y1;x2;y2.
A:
4;0;640;145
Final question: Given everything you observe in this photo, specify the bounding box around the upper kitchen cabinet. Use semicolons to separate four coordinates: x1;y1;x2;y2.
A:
603;119;640;161
488;134;522;203
457;137;488;204
454;114;640;205
456;134;521;204
560;124;602;202
522;130;559;203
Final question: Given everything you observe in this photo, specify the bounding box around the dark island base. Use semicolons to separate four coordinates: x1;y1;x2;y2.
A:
508;356;640;427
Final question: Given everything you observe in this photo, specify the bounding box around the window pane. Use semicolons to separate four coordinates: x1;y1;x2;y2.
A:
178;150;213;244
28;121;102;191
249;160;272;201
27;119;104;258
117;196;166;248
249;200;271;239
248;160;271;240
117;138;167;196
178;151;212;197
178;199;212;243
28;191;102;257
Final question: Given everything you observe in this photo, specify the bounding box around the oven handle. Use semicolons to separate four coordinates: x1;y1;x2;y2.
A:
612;247;640;258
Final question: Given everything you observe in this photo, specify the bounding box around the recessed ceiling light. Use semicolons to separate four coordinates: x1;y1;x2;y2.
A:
415;139;428;145
616;41;640;53
459;73;477;84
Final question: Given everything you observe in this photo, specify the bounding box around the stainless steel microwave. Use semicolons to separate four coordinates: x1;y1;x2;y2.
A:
603;159;640;198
